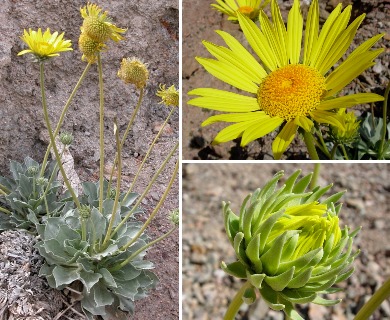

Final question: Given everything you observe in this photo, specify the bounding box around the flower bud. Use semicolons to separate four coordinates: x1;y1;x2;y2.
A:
222;170;360;319
60;131;74;146
79;205;91;220
27;166;39;176
117;57;149;89
156;84;179;107
330;108;360;145
169;209;179;226
78;32;105;63
36;177;48;186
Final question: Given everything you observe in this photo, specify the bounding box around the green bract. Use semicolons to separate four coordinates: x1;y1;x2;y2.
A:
32;181;157;319
0;157;67;231
222;170;360;320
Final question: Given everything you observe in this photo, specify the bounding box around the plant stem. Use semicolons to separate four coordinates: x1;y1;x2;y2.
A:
39;63;81;209
340;144;349;160
107;88;144;197
111;226;177;272
120;159;179;251
103;120;122;246
0;183;10;194
40;63;91;177
224;281;252;320
97;53;105;212
316;129;332;158
330;142;339;160
110;142;178;240
0;207;11;214
310;163;321;191
303;131;319;160
378;81;390;159
355;277;390;320
129;106;175;194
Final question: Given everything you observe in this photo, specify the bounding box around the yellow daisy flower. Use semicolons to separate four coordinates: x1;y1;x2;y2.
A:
80;3;126;43
212;0;270;22
188;0;385;159
157;84;179;107
18;28;72;61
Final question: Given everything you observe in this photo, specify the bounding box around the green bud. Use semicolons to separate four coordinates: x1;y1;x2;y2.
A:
169;209;179;226
222;170;360;319
36;177;48;186
26;166;39;176
109;188;116;200
79;205;91;219
60;131;74;146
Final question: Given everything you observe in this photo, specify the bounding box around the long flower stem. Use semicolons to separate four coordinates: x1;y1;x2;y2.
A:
103;120;122;246
40;63;92;177
39;63;80;209
310;163;321;191
0;207;11;214
129;106;175;194
120;159;179;251
108;142;178;242
378;81;389;159
107;88;144;197
97;53;105;212
316;129;332;158
340;144;349;160
355;277;390;320
330;142;339;160
303;131;319;160
111;226;177;272
224;281;252;320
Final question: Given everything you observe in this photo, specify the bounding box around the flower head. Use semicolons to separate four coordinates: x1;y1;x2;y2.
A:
117;57;149;89
59;131;74;146
188;0;384;159
18;28;72;61
330;109;360;145
211;0;270;22
80;3;126;43
169;209;179;226
78;32;105;63
157;84;179;107
222;170;360;319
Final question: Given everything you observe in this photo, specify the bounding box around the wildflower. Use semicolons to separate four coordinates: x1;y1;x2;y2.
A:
80;3;126;43
59;132;74;146
222;170;360;319
188;0;384;159
330;109;360;145
211;0;270;22
157;84;179;107
18;28;72;61
117;57;149;89
78;32;106;63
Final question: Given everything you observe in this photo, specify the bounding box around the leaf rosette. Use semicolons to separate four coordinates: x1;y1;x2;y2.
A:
222;170;360;319
33;181;158;319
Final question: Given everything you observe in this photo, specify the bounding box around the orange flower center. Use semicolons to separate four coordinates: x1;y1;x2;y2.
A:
257;64;326;121
238;6;254;15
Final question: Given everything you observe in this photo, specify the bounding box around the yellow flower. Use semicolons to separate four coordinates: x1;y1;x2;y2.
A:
157;84;179;107
188;0;385;159
18;28;72;61
117;57;149;89
212;0;270;22
80;3;126;43
78;32;105;63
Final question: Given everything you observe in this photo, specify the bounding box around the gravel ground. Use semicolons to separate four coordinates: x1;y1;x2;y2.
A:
182;0;389;160
183;163;390;319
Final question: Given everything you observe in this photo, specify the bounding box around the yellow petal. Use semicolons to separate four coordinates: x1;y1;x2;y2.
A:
216;30;267;79
318;93;384;111
237;12;278;71
241;116;283;146
202;112;264;126
310;110;344;128
347;33;385;60
325;49;384;96
287;0;303;64
303;0;319;65
272;121;298;159
294;116;313;132
196;57;259;93
188;88;259;112
212;120;259;145
271;0;288;66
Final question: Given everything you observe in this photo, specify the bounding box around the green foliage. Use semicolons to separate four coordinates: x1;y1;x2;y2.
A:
357;112;390;159
0;157;70;231
222;170;360;320
32;181;158;319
